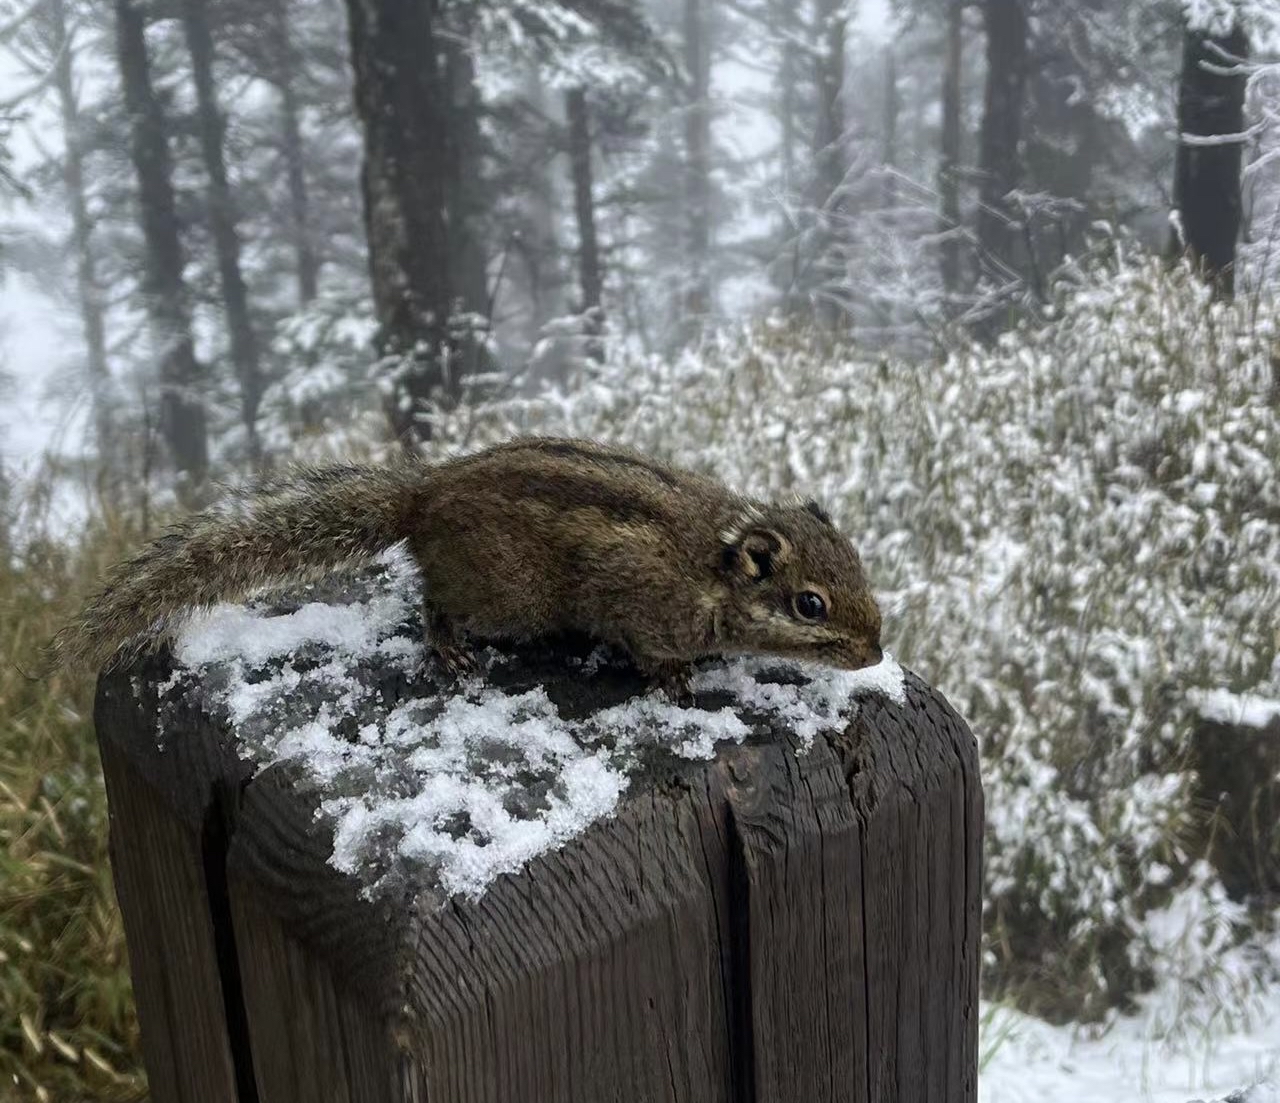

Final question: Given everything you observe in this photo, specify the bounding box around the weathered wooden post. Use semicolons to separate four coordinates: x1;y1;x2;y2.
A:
95;564;982;1103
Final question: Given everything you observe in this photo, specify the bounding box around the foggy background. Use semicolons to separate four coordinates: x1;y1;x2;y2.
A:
1;0;1272;498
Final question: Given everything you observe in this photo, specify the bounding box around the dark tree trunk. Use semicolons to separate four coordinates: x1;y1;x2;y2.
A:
938;0;965;298
1172;19;1250;296
566;86;603;360
683;0;712;330
180;0;264;459
113;0;208;486
343;0;456;447
49;0;111;461
975;0;1029;280
265;0;319;306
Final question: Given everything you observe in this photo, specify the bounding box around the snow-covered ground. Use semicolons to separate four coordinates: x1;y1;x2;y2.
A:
982;909;1280;1103
981;999;1278;1103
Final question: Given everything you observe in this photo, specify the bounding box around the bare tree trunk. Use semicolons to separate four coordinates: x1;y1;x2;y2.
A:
566;86;603;361
773;0;801;313
976;0;1028;280
1172;18;1249;296
180;0;264;459
520;64;566;333
682;0;712;331
343;0;456;447
442;39;490;330
939;0;965;299
812;0;847;209
265;0;319;306
779;33;796;190
113;0;208;487
881;44;899;211
48;0;111;461
812;0;848;326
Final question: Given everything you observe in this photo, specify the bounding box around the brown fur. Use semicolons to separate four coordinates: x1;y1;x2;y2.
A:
48;438;883;693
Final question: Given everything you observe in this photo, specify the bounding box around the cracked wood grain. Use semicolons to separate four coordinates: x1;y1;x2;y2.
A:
97;652;980;1103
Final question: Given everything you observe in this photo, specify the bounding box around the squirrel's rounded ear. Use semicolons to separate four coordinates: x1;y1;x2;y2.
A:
722;528;789;580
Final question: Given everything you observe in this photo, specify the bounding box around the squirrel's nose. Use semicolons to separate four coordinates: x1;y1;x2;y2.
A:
842;643;883;671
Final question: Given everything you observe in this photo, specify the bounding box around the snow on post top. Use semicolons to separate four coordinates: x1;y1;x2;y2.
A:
165;546;906;903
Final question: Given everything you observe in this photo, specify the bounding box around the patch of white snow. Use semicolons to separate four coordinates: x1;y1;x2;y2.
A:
166;555;905;901
1189;688;1280;730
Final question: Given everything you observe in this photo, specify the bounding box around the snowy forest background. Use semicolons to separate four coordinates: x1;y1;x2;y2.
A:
1;0;1280;1099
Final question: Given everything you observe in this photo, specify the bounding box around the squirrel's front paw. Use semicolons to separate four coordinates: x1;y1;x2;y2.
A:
432;641;480;678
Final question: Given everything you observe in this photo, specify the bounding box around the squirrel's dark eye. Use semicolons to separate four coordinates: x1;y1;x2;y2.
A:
793;591;827;622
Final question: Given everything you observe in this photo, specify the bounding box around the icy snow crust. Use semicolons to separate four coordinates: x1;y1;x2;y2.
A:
168;547;905;901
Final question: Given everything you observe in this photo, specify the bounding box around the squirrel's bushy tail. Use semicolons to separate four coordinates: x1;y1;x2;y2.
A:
46;461;425;673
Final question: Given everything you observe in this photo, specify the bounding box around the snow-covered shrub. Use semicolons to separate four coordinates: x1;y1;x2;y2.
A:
423;251;1280;1021
259;295;387;464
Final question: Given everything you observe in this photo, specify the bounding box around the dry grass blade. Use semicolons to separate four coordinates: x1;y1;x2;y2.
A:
0;473;147;1100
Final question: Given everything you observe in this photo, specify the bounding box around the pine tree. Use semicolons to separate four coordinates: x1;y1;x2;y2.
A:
566;85;604;360
938;0;966;299
112;0;209;486
682;0;713;331
262;0;319;306
975;0;1029;284
48;0;112;459
179;0;264;458
343;0;460;446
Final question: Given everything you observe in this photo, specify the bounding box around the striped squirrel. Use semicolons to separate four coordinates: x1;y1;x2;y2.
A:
49;437;883;699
